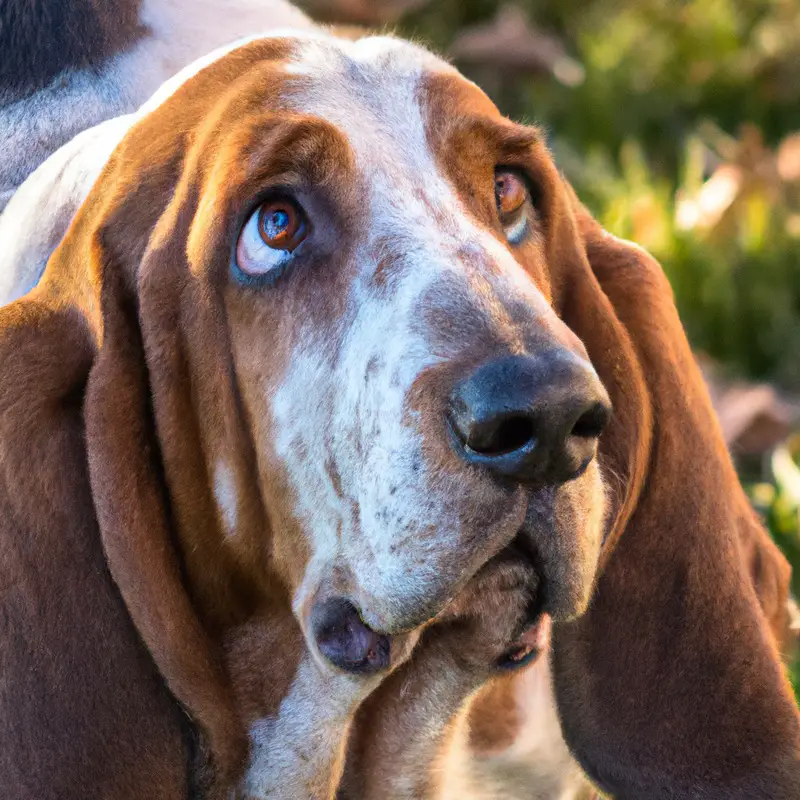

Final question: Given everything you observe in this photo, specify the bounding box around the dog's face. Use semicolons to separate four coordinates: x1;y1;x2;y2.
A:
105;33;609;675
13;31;798;799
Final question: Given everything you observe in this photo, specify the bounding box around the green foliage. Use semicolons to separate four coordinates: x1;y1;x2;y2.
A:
558;130;800;387
405;0;800;157
747;441;800;691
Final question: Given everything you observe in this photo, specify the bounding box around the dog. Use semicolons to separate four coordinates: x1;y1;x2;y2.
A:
1;18;796;797
0;2;594;796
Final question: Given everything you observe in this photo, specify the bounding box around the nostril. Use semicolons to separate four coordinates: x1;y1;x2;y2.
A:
448;354;611;485
468;414;536;456
570;402;610;440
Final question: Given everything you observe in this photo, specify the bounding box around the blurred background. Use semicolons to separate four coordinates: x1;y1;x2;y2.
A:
299;0;800;688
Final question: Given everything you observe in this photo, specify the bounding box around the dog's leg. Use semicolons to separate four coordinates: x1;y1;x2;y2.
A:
338;555;542;799
226;614;418;800
242;656;378;799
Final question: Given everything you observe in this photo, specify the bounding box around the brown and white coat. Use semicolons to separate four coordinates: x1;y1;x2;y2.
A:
0;27;798;800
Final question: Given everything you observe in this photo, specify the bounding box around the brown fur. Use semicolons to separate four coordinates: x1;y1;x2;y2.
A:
737;504;795;653
548;202;800;797
1;35;541;798
338;554;541;799
467;674;522;755
0;302;193;799
0;33;797;800
0;38;313;798
337;72;800;799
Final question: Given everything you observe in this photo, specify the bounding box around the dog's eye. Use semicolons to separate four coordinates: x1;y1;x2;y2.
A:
495;170;530;245
258;201;306;250
495;172;527;215
234;199;307;283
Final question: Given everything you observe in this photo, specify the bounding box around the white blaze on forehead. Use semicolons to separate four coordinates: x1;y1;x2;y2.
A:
276;34;553;309
268;35;547;631
281;36;457;196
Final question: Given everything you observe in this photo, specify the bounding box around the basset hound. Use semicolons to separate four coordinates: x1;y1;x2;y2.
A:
0;29;798;800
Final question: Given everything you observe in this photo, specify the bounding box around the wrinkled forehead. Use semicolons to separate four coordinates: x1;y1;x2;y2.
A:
113;32;534;276
123;30;529;216
176;32;505;193
274;35;478;173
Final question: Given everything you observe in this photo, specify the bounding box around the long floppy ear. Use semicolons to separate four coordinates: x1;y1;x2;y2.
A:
737;503;796;654
82;214;248;796
551;189;800;797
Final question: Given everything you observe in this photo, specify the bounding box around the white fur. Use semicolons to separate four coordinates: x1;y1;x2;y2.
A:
0;28;601;799
502;657;590;799
0;0;314;214
437;656;591;800
213;462;238;537
0;115;134;305
0;23;322;306
256;38;599;799
245;656;379;797
265;36;555;637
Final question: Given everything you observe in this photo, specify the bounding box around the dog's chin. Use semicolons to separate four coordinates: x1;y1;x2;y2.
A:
490;475;604;671
298;464;604;675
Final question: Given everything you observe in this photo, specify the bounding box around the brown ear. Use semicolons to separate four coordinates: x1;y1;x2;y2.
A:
552;191;800;797
738;504;796;653
83;228;247;796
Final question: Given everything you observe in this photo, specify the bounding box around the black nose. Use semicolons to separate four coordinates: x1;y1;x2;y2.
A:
310;598;391;675
448;353;611;485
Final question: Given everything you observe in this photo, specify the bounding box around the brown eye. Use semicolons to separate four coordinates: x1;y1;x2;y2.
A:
495;171;528;217
234;198;309;283
258;200;306;251
495;170;531;244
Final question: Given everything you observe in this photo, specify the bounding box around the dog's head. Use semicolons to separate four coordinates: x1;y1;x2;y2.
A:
13;30;800;798
59;31;610;677
216;36;609;640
